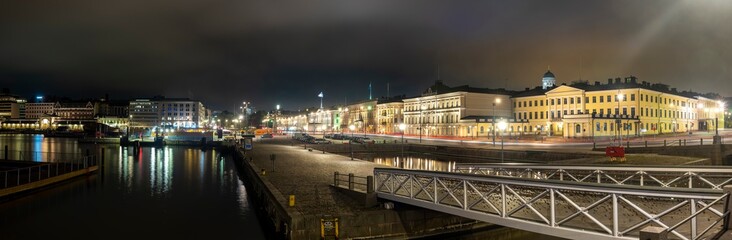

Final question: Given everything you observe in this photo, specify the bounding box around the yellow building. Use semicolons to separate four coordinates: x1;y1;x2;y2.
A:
509;74;726;139
403;81;513;138
342;99;378;134
376;97;404;134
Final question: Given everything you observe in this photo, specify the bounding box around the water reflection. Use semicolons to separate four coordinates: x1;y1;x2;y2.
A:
372;155;457;171
0;135;266;239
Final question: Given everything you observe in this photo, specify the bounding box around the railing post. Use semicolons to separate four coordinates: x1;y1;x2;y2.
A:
612;193;618;236
550;189;555;227
348;173;354;190
683;139;686;146
645;141;648;148
701;138;704;146
367;176;374;194
724;186;732;230
334;171;339;187
664;140;667;146
678;139;682;146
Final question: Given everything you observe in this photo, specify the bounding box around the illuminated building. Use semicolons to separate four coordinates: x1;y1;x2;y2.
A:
403;80;514;138
510;74;726;138
0;90;26;120
129;97;207;130
376;96;405;134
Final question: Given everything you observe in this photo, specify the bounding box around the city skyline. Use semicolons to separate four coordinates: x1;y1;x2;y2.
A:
3;0;732;110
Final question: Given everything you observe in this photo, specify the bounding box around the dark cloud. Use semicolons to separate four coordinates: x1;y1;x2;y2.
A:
2;0;731;110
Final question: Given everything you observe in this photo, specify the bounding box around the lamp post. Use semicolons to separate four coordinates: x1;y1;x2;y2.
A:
419;105;427;143
492;98;501;146
349;125;355;160
274;104;280;135
497;119;508;163
616;94;624;145
399;123;406;159
398;123;406;143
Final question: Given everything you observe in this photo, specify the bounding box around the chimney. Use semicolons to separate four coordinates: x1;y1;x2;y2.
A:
594;81;600;86
671;88;677;92
630;76;638;84
614;78;621;84
525;88;530;91
608;78;613;84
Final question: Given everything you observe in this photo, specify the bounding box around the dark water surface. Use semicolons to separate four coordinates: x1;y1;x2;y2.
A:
0;134;265;240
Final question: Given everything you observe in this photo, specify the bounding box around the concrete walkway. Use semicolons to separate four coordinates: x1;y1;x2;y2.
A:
246;139;389;216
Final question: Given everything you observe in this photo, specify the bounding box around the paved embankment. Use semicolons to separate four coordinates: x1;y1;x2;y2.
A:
234;140;491;239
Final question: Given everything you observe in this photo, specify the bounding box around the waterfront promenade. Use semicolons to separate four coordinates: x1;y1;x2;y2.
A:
238;138;495;239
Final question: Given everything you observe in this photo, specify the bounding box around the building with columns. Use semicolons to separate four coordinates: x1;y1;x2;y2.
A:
510;75;726;139
403;81;515;138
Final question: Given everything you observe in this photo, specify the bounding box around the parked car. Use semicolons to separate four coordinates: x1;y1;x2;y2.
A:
260;133;273;138
313;138;332;144
324;134;333;139
353;137;374;144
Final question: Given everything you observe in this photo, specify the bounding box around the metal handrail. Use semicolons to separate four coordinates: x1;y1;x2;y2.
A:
453;164;732;189
375;168;727;240
1;156;97;189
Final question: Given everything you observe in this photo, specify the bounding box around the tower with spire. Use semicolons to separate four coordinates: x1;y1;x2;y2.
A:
542;66;556;90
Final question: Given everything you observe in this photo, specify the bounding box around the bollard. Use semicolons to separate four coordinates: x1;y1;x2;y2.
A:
348;173;354;190
683;139;686;146
626;141;630;148
645;141;648;148
701;138;704;146
664;140;667;147
678;139;681;146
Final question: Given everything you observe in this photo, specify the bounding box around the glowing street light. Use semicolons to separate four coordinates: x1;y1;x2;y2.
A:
398;123;406;144
497;120;508;163
616;93;624;144
492;98;501;146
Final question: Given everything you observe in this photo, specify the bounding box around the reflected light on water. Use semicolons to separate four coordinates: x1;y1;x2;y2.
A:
372;156;456;171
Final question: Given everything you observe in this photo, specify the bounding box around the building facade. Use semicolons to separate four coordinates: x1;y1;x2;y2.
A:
54;102;94;120
25;102;55;119
376;97;404;134
0;93;26;120
403;81;514;138
511;76;726;139
129;97;207;130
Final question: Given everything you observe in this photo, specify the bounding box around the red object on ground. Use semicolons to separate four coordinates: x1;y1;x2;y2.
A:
605;146;625;158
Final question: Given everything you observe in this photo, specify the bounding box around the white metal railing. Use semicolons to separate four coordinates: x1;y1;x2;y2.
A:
374;168;729;240
453;164;732;190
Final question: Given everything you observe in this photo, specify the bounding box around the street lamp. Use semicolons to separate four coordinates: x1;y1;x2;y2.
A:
492;98;501;146
419;105;427;143
398;123;406;143
616;93;624;144
399;123;406;159
275;104;280;135
497;119;508;163
349;124;356;160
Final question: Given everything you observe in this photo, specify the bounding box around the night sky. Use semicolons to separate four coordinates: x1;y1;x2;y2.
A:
2;0;731;111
